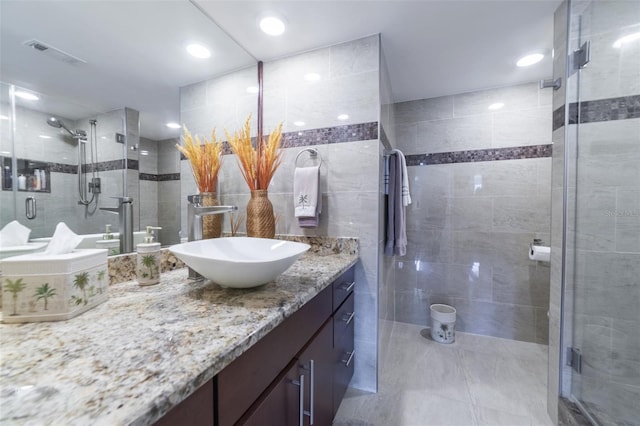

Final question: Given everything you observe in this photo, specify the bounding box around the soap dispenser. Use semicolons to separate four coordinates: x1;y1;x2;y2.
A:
96;224;120;255
137;226;162;286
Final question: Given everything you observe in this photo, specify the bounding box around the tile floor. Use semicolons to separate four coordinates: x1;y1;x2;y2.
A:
334;321;554;426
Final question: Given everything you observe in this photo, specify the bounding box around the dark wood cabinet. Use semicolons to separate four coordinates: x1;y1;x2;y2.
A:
333;292;355;415
157;265;356;426
298;319;334;426
154;379;214;426
238;359;302;426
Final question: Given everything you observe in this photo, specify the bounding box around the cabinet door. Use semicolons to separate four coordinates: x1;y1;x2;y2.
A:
240;359;302;426
154;380;214;426
298;320;334;426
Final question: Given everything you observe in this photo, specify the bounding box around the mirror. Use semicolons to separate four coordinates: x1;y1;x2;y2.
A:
0;0;257;250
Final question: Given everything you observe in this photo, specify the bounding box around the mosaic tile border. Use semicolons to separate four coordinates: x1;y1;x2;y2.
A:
552;94;640;131
139;173;181;182
281;122;378;148
3;157;178;182
405;144;552;166
180;122;379;159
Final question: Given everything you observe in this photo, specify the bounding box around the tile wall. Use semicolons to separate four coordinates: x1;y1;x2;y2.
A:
390;82;553;344
179;35;382;392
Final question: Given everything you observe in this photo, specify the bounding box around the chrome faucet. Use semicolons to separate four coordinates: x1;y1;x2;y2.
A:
187;194;237;280
100;196;134;253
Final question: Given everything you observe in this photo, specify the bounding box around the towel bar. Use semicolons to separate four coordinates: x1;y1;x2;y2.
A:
295;148;323;168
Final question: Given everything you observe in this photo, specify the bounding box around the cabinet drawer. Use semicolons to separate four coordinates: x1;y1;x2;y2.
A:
333;292;354;347
332;266;355;311
332;333;355;417
216;285;332;426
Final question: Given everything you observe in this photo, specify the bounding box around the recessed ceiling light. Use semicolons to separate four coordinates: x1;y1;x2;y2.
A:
166;122;181;129
14;91;39;101
488;102;505;110
186;44;211;59
293;121;305;127
246;86;259;94
304;72;321;82
337;114;349;121
516;53;544;67
0;115;9;120
39;135;52;139
259;16;286;36
613;32;640;48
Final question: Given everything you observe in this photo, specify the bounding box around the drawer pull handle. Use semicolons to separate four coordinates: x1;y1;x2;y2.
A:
300;360;314;425
342;312;355;325
292;374;305;426
340;281;355;292
343;350;355;367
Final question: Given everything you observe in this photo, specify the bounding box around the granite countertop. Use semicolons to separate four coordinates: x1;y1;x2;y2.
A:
0;251;358;425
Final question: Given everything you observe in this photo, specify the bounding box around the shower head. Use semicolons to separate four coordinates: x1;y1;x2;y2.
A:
47;117;83;138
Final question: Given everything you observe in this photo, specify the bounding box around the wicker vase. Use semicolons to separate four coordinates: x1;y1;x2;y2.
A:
246;189;275;239
201;192;222;239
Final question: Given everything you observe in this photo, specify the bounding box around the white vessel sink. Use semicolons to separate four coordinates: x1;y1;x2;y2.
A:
169;237;310;288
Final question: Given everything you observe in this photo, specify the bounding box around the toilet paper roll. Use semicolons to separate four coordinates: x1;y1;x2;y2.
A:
529;245;551;262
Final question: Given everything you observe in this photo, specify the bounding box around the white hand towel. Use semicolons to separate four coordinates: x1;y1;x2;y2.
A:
392;149;411;206
0;220;31;247
294;166;320;217
44;222;83;255
294;165;321;227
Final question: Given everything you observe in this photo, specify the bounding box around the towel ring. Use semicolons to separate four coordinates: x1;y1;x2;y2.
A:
295;148;323;168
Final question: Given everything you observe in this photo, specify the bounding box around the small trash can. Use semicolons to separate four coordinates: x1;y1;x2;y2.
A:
430;304;456;344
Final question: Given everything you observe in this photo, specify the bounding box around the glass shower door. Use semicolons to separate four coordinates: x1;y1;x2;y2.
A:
568;1;640;424
1;83;17;227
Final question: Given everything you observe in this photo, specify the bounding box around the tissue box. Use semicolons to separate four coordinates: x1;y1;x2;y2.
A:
1;249;108;323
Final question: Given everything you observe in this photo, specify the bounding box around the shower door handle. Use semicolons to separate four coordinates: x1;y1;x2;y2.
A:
25;196;37;220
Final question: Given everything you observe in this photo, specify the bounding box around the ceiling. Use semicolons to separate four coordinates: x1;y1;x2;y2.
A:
0;0;561;140
200;0;560;102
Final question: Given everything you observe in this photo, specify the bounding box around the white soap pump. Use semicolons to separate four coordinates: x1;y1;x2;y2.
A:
137;226;162;286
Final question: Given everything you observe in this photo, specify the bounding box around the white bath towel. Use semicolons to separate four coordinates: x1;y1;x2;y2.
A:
0;220;31;247
294;165;321;227
44;222;83;255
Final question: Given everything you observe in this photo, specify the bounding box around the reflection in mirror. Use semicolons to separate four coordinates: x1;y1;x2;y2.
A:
0;1;256;252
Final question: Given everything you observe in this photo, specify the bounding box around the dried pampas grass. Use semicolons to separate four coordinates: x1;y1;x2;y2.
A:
176;126;223;193
226;115;283;190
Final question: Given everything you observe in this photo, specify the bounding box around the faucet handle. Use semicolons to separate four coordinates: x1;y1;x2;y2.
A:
111;196;133;204
187;194;202;204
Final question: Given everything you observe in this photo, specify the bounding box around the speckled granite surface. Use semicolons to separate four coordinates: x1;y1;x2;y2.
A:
0;251;358;425
106;236;356;285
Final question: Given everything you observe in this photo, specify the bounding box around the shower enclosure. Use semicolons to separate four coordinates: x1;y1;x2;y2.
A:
558;1;640;424
0;83;141;238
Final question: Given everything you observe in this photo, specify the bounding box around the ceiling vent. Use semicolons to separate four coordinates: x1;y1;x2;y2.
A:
23;39;87;66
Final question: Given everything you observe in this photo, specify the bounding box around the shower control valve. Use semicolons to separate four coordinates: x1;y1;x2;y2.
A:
89;177;101;194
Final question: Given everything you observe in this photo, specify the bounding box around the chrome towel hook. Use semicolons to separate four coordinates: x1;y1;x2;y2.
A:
295;148;323;168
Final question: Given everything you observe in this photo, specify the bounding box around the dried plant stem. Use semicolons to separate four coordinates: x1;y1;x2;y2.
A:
229;212;244;237
226;115;283;191
175;126;223;193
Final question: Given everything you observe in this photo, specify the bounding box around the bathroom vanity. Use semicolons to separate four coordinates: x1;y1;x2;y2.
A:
0;249;357;425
